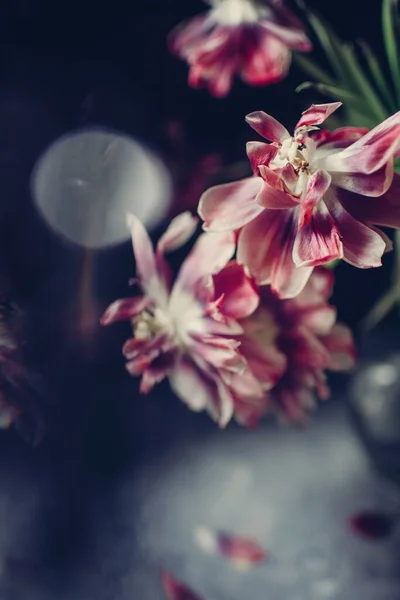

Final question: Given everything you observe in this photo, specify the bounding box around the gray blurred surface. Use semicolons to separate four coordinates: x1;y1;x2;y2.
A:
0;398;398;600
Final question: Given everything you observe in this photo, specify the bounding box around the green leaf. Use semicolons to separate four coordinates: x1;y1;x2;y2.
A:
324;259;340;270
339;43;388;122
292;54;336;86
296;81;360;103
382;0;400;104
308;12;346;80
360;287;398;331
306;10;353;85
358;40;396;114
394;157;400;173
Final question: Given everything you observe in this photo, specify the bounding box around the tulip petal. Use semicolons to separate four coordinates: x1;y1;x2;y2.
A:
245;111;290;142
348;510;394;541
313;126;369;149
194;526;268;568
337;173;400;229
100;296;149;326
298;169;332;228
213;261;260;319
330;162;393;197
237;209;288;284
246;141;278;175
322;117;400;175
157;212;198;256
257;166;300;209
161;571;204;600
127;213;168;304
169;359;213;412
237;209;313;298
293;202;343;267
198;177;263;232
240;32;291;86
326;195;386;268
175;231;235;292
295;102;342;130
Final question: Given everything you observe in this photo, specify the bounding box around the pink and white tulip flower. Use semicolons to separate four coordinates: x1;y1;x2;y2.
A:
199;102;400;298
169;0;311;97
101;212;273;427
240;268;356;423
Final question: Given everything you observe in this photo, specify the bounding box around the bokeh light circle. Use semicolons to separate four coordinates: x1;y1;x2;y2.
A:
31;129;172;248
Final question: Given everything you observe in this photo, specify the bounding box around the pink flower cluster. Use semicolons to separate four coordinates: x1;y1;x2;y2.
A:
101;213;355;427
101;97;400;428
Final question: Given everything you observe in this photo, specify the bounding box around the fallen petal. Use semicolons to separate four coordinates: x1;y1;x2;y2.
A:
348;510;395;541
161;571;205;600
194;526;267;568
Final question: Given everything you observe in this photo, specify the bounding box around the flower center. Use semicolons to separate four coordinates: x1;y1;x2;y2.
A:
242;306;280;347
132;307;175;341
210;0;267;26
278;137;310;174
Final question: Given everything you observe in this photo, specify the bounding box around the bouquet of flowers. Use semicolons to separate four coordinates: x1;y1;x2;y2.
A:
101;0;400;431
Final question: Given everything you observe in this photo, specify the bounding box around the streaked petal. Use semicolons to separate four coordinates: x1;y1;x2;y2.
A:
237;209;313;297
330;162;393;197
169;359;213;412
192;338;244;372
295;102;342;130
298;169;332;228
271;244;314;300
313;126;369;149
257;166;300;209
246;141;278;175
293;202;343;267
237;209;287;284
161;571;204;600
338;173;400;229
322;116;400;175
212;261;260;319
100;296;149;326
122;333;168;360
240;32;291;86
326;195;386;268
198;177;263;231
245;111;289;143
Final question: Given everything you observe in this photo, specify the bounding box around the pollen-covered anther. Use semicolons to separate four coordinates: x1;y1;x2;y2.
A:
132;310;164;340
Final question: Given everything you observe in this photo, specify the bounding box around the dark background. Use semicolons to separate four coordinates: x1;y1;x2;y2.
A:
0;1;397;598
